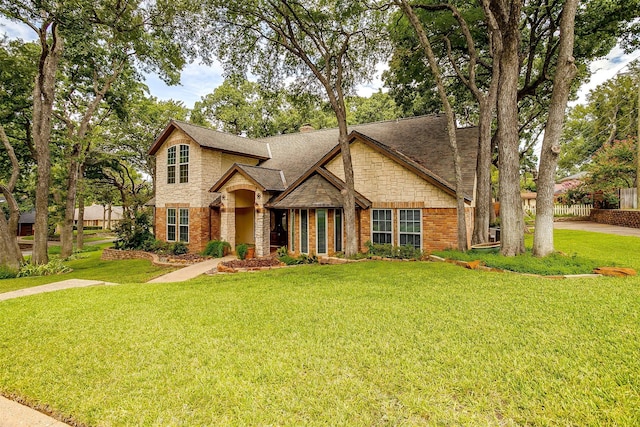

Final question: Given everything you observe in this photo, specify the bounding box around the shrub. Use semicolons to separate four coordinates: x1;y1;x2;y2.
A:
17;258;71;277
113;210;154;251
203;240;231;258
366;241;423;259
236;243;248;260
169;242;189;255
0;265;18;279
277;253;318;265
276;246;289;257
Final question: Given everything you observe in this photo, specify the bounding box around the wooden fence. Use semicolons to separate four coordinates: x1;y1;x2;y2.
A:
620;188;637;209
523;204;593;217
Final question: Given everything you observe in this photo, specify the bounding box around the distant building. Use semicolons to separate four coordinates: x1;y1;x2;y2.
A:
74;204;124;229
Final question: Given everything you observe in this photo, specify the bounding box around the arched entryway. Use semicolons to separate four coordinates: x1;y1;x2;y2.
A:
234;189;255;245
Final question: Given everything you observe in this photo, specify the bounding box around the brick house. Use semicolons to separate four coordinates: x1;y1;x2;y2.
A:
148;115;478;256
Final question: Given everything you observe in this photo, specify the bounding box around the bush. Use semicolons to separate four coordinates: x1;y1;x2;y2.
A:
17;258;71;277
277;253;318;265
169;242;189;255
203;240;231;258
366;241;423;259
0;265;18;279
276;246;289;257
236;243;248;260
113;210;154;251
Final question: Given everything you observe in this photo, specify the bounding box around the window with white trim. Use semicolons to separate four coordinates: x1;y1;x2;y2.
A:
167;146;176;184
167;208;176;241
372;209;392;244
167;144;189;184
399;209;421;249
334;209;343;252
316;209;327;254
300;209;309;254
179;144;189;183
167;208;189;243
179;208;189;242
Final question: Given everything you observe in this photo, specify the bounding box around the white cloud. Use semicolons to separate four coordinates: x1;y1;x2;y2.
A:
145;61;226;108
0;16;37;41
573;46;640;105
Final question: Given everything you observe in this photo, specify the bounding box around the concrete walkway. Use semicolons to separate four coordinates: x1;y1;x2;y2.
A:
0;396;70;426
554;220;640;237
0;279;117;302
146;255;235;283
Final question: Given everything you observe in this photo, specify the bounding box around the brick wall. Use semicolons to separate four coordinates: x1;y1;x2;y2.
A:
154;206;213;253
590;209;640;229
422;208;459;252
101;248;155;262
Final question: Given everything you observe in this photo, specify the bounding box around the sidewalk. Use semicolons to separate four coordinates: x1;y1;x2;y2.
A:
0;396;70;427
146;255;235;283
0;279;117;302
554;220;640;237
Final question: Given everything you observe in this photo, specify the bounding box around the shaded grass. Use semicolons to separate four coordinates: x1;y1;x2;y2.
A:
0;246;176;293
0;239;639;425
435;229;633;275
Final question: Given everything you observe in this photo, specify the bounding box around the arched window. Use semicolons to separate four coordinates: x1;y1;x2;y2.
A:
167;144;189;184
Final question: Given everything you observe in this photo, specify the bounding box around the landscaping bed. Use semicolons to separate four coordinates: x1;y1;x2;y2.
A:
218;257;284;273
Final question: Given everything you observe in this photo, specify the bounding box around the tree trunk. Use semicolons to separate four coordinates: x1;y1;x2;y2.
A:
0;125;23;270
399;0;467;250
533;0;579;256
472;97;497;245
32;24;64;265
76;190;85;250
60;155;80;258
336;111;358;256
108;204;112;230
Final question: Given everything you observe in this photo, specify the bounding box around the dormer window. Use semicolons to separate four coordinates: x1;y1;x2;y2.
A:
167;144;189;184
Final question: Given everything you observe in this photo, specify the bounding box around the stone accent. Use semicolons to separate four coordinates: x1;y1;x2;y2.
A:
255;207;270;257
590;209;640;229
326;140;457;208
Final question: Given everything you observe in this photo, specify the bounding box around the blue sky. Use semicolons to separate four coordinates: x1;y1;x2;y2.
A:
1;16;637;109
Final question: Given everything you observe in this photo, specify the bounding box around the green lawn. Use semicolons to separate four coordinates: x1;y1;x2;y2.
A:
0;246;176;293
0;230;639;425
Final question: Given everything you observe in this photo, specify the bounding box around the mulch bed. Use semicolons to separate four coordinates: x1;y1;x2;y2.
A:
161;253;211;264
221;258;283;269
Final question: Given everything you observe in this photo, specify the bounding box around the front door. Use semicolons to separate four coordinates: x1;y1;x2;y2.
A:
270;209;288;248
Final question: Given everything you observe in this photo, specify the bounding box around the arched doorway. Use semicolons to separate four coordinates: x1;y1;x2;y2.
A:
234;189;255;245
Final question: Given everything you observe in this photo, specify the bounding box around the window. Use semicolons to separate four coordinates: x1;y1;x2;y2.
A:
167;208;176;241
179;144;189;183
179;208;189;242
334;209;343;252
167;144;189;184
167;146;176;184
167;208;189;242
290;210;295;252
317;209;327;254
372;209;392;244
300;209;308;254
399;209;421;249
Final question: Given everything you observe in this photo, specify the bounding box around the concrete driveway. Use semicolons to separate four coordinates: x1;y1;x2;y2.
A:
554;221;640;237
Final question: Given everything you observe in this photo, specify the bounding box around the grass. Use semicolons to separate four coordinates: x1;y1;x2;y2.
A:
0;244;176;294
0;229;639;425
435;230;634;275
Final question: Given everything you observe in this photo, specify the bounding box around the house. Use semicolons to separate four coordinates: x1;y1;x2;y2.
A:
148;115;479;256
18;210;35;236
74;204;124;229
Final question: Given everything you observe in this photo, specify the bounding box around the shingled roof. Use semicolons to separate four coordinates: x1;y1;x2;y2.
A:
269;173;369;209
211;164;287;193
148;120;270;160
259;115;478;199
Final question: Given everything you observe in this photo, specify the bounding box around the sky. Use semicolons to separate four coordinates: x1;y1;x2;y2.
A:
0;15;638;110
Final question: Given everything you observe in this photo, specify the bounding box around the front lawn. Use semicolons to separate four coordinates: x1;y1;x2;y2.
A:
0;231;639;426
0;246;176;294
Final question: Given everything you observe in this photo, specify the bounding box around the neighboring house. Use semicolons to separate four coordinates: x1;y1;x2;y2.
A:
149;115;479;256
521;192;537;212
554;172;587;199
74;204;124;229
18;210;35;236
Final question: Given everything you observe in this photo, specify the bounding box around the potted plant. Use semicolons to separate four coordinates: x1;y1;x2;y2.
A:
236;243;248;260
246;244;255;259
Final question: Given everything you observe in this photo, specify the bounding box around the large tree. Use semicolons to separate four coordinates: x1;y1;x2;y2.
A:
200;0;388;256
0;0;194;263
